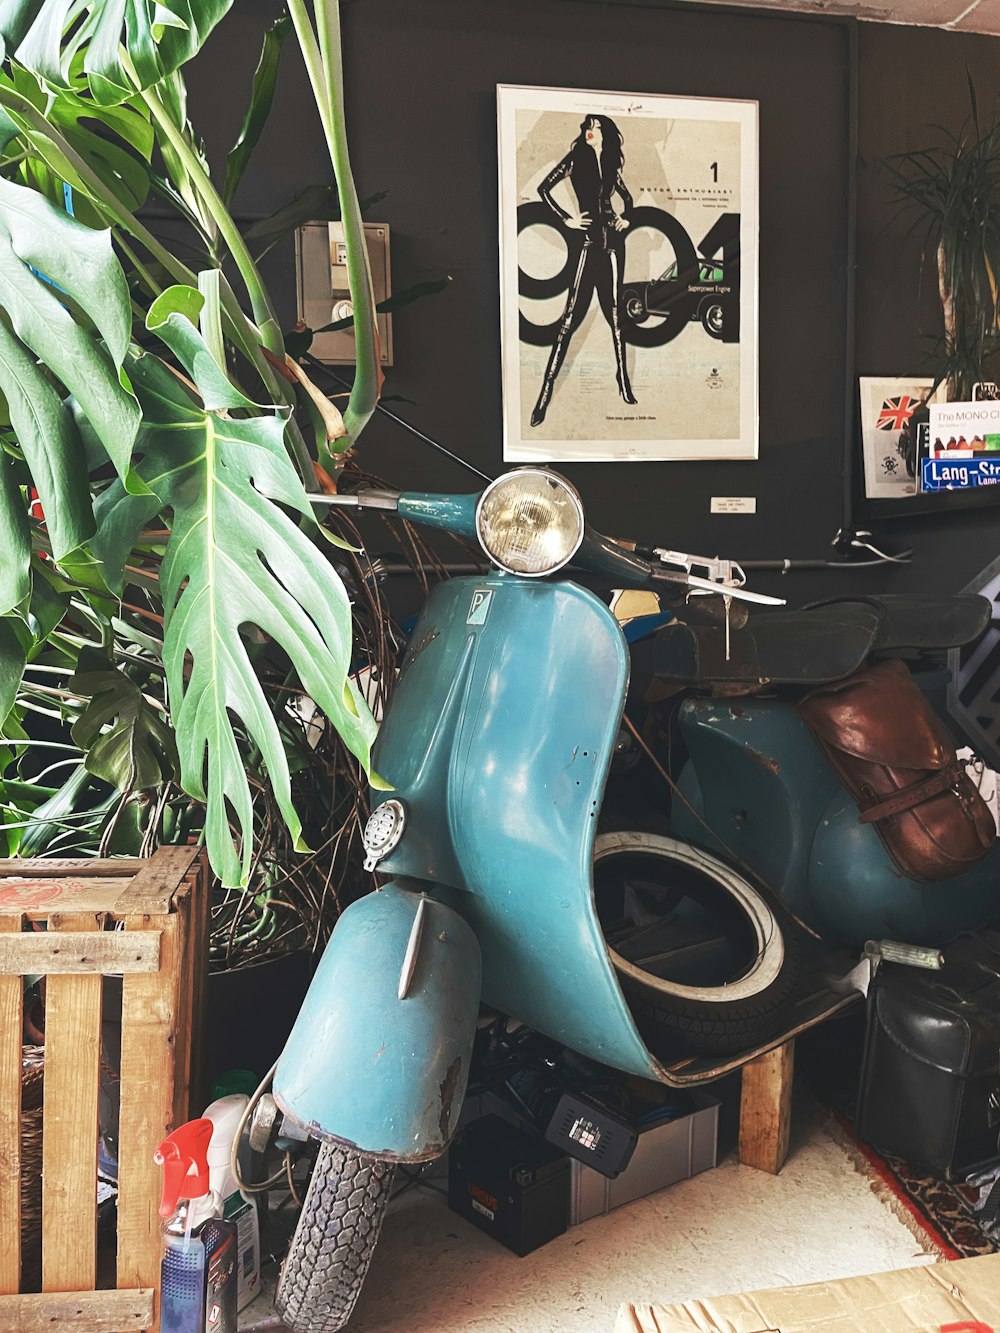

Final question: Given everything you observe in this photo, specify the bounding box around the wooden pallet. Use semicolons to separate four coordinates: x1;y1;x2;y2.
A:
0;847;209;1333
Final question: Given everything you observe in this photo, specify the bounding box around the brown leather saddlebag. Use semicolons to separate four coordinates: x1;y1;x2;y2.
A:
797;658;995;882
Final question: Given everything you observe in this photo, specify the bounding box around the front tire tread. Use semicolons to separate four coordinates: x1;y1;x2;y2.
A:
275;1141;394;1333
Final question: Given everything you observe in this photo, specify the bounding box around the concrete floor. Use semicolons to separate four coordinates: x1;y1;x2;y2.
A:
244;1095;942;1332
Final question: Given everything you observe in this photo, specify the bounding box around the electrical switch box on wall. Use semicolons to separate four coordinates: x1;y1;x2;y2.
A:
295;220;393;365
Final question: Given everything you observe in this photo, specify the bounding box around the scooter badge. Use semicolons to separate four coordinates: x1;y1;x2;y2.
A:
467;589;494;625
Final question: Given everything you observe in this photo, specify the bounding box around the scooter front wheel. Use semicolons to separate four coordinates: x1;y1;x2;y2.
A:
595;831;800;1056
275;1140;395;1333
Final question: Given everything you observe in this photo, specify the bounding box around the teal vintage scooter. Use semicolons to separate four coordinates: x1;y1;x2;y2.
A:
268;467;796;1333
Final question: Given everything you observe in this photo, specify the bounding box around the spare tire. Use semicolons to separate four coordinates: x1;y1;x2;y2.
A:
595;830;801;1056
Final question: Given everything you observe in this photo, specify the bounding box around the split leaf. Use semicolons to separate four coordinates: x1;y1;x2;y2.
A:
71;648;177;791
0;0;234;105
94;286;376;885
0;175;142;537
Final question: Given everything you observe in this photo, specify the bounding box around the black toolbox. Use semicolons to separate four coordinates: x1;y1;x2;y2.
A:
856;929;1000;1179
448;1114;570;1256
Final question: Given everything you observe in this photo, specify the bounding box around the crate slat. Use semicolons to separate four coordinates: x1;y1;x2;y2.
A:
167;876;196;1125
115;846;204;914
117;911;181;1333
0;1287;153;1330
0;913;23;1295
0;880;139;918
41;914;103;1294
0;930;161;975
0;860;143;878
187;863;210;1114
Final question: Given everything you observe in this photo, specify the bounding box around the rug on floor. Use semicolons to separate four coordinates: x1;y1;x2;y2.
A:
797;1015;999;1261
836;1116;1000;1261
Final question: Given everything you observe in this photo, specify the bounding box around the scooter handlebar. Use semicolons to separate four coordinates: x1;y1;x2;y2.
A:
573;527;662;587
306;487;783;605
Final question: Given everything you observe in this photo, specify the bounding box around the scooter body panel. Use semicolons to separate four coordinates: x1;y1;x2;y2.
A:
809;788;1000;945
673;697;839;925
272;882;482;1161
674;695;1000;947
373;572;661;1081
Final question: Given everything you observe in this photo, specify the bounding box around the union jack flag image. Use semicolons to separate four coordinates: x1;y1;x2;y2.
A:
876;395;918;432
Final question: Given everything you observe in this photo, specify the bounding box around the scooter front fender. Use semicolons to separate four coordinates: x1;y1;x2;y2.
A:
272;883;482;1162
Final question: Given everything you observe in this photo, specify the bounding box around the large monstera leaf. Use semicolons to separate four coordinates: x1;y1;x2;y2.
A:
0;0;233;105
0;175;140;573
94;284;378;887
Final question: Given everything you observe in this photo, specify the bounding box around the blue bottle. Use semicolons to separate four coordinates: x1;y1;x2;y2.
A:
155;1118;238;1333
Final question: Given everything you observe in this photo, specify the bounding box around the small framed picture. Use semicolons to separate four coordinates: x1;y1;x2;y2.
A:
497;83;759;463
859;376;938;502
859;377;1000;517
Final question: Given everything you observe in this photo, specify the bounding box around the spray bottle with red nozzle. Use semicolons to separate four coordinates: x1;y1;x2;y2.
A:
155;1118;238;1333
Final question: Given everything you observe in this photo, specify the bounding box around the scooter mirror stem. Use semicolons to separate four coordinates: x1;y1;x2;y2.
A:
396;492;480;542
304;487;402;512
303;488;480;542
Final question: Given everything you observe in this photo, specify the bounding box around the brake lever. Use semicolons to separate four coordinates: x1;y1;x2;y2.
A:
649;563;785;607
654;547;741;586
684;573;785;606
651;547;784;606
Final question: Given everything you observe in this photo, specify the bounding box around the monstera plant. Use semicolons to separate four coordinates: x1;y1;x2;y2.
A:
0;0;390;901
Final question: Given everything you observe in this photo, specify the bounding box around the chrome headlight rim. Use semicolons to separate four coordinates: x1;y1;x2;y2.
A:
474;467;586;578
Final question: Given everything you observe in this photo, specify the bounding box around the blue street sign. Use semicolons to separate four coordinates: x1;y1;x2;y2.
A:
921;457;1000;491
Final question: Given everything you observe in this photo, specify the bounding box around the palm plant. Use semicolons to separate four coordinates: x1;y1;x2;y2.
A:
885;79;1000;400
0;0;393;907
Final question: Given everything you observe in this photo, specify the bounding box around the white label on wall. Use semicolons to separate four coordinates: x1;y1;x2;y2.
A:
710;496;757;514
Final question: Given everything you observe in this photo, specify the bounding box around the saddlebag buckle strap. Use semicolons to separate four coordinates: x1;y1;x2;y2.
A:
858;763;963;825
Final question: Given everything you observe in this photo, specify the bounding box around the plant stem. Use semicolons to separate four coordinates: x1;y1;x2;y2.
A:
116;233;166;301
140;84;284;357
287;0;380;443
938;241;959;398
2;739;81;749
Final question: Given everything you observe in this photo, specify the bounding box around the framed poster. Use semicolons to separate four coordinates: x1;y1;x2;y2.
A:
497;84;758;463
858;376;939;502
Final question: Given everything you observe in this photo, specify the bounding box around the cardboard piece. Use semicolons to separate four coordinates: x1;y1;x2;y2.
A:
615;1254;1000;1332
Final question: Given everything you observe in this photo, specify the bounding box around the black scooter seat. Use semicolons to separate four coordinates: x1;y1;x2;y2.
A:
651;594;991;687
803;594;992;652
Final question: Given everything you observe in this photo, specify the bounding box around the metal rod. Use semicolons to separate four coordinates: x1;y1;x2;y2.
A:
841;19;860;537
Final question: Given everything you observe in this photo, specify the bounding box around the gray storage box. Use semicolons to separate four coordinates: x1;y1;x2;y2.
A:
568;1090;718;1225
460;1088;718;1227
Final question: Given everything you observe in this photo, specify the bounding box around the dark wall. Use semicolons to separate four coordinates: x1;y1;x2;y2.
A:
854;22;1000;595
185;0;1000;605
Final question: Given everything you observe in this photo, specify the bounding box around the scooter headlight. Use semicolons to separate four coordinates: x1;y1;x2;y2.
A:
475;469;585;576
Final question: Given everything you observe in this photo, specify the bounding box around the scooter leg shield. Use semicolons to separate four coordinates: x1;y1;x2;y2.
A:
272;883;482;1162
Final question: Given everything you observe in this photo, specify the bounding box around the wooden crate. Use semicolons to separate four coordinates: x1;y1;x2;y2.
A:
0;846;209;1333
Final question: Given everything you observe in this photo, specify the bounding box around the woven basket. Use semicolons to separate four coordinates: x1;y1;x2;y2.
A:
20;1046;43;1260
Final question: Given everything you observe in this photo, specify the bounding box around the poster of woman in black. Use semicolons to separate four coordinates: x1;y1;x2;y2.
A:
531;115;636;426
497;85;759;463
